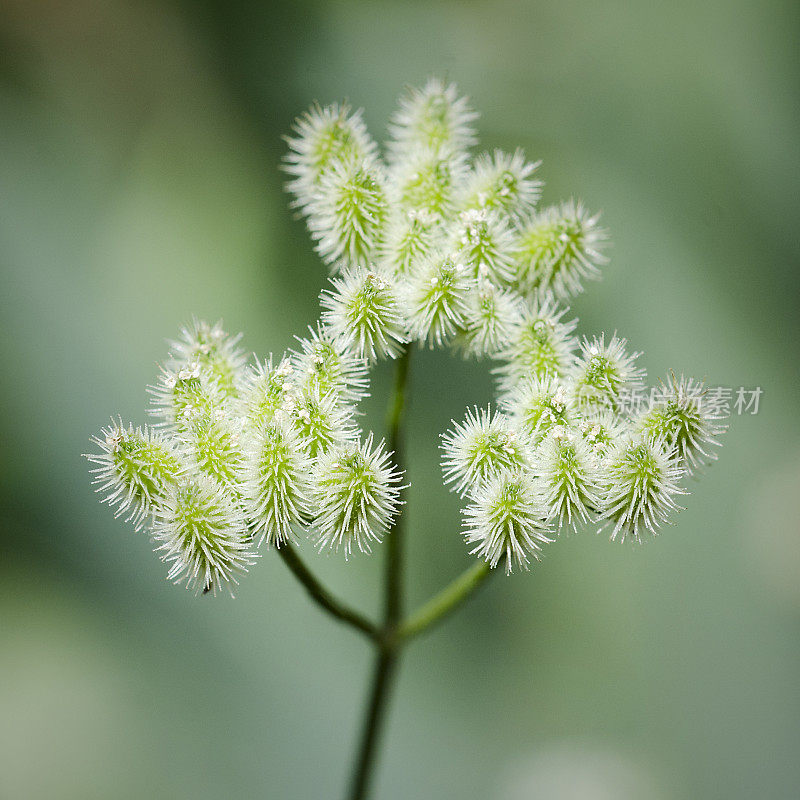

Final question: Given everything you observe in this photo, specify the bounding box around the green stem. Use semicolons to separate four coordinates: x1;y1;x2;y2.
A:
346;345;411;800
385;346;411;626
398;561;493;642
346;647;398;800
276;542;380;642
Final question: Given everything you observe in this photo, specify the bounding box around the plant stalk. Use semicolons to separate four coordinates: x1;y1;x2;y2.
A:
276;542;380;641
346;346;411;800
398;560;492;642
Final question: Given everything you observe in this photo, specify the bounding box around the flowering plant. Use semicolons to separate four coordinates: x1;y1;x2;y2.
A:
86;79;724;799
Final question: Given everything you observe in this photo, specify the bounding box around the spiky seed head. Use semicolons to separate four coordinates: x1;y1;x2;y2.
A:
536;426;602;530
307;155;387;270
460;148;542;218
167;318;246;400
291;323;369;403
463;468;552;573
387;78;477;162
241;417;312;547
493;292;578;390
454;273;523;359
148;362;225;432
238;355;295;430
449;208;516;284
86;419;185;530
389;146;469;217
571;334;645;411
405;251;474;348
310;434;403;557
636;374;726;475
441;406;530;498
182;411;243;490
500;373;576;445
321;267;408;361
577;407;630;458
283;102;377;215
514;200;608;300
378;207;442;276
152;475;256;595
284;384;357;458
600;434;685;543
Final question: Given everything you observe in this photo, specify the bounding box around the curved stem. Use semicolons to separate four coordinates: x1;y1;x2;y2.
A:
276;542;380;641
346;345;411;800
398;561;493;642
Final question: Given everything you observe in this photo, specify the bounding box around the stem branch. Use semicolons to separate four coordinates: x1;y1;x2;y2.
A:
399;561;492;642
276;542;380;641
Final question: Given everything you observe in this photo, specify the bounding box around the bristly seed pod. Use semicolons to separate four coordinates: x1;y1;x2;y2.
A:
284;384;357;458
536;426;602;530
378;207;442;276
387;78;477;162
238;356;295;431
307;155;387;270
181;411;243;490
463;468;552;573
389;146;469;218
310;434;403;557
167;318;246;400
500;373;576;446
449;208;516;285
571;334;645;412
578;408;630;458
459;148;542;219
242;417;312;547
283;102;377;216
321;267;408;361
405;250;474;348
291;323;369;404
599;434;685;543
152;475;256;595
86;419;185;531
455;272;523;359
636;374;726;476
441;406;529;498
493;291;578;390
514;200;608;300
148;362;224;432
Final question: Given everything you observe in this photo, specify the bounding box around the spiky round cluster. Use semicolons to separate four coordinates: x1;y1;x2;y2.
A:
311;434;403;557
89;79;725;589
87;316;402;593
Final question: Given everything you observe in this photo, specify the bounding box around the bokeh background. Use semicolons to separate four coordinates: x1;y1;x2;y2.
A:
1;1;799;798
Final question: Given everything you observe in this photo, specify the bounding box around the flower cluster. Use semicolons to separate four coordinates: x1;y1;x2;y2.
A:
87;319;402;594
88;79;725;589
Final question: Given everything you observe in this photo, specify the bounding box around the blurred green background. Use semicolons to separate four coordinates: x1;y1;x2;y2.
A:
1;1;799;798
